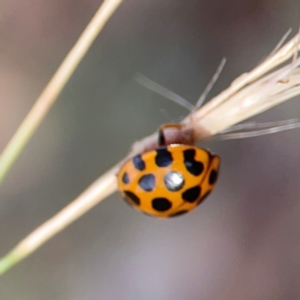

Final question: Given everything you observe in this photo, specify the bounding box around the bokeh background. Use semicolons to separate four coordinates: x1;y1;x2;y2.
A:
1;0;300;299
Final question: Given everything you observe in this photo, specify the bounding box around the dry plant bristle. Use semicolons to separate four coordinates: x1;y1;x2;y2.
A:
191;34;300;139
1;31;300;275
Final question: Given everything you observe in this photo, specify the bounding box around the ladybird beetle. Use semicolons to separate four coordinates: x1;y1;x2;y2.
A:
117;124;220;218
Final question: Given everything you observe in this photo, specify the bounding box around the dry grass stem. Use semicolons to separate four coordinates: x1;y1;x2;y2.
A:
193;58;300;137
1;32;300;275
194;32;300;120
0;0;123;183
0;167;118;275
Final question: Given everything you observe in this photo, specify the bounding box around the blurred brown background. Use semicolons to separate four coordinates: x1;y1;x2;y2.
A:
1;0;300;299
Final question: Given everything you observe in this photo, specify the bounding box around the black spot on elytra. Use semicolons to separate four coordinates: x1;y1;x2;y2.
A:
182;186;201;203
122;172;129;184
169;210;189;217
183;149;204;176
138;174;155;191
164;171;185;191
197;191;211;205
152;197;172;211
124;191;140;206
132;154;145;171
155;147;173;167
209;170;218;185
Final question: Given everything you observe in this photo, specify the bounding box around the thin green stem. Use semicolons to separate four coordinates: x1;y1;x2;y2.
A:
0;251;20;275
